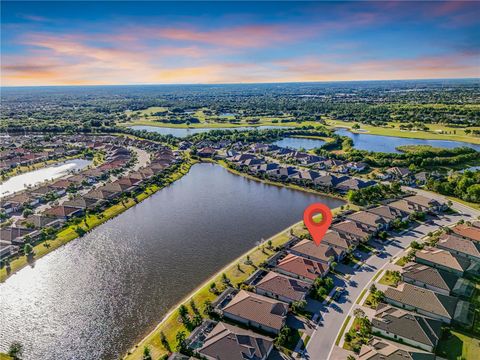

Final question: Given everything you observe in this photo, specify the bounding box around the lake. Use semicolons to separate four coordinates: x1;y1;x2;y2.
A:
130;125;285;138
274;137;325;150
335;128;480;153
0;163;344;359
0;159;92;198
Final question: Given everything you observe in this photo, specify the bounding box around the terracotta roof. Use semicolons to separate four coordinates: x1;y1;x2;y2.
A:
385;283;458;320
43;205;82;218
276;253;328;281
222;290;288;331
256;271;310;302
452;224;480;242
198;321;273;360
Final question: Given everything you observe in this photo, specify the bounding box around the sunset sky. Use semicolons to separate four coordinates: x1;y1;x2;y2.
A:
1;1;479;86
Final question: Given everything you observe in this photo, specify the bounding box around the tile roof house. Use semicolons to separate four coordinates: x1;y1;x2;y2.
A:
290;238;344;263
255;271;310;304
221;290;288;334
63;196;99;210
366;205;409;222
331;220;372;242
43;205;83;220
386;200;417;215
437;233;480;261
384;283;465;325
321;230;357;252
275;253;328;283
401;263;459;296
346;211;389;233
197;321;273;360
372;303;442;352
403;195;444;213
451;224;480;243
335;177;376;193
415;247;471;276
313;174;349;189
358;337;435;360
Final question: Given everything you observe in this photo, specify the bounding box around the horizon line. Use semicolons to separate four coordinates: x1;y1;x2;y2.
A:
2;77;479;89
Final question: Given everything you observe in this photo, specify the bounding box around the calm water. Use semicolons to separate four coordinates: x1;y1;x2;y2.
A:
0;159;91;198
130;125;285;137
274;137;325;150
335;128;480;153
0;163;344;360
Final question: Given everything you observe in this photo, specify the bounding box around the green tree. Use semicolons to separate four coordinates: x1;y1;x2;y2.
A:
159;331;171;353
142;346;152;360
8;342;23;360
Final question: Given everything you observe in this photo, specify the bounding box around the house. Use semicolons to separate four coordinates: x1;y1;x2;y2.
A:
43;205;83;220
322;230;356;253
250;163;279;174
197;322;273;360
275;253;328;283
403;195;444;213
346;161;368;172
358;337;435;360
197;147;216;157
335;177;376;193
0;244;19;260
196;321;273;360
437;233;480;261
345;211;389;233
290;238;343;263
366;205;409;222
387;199;417;215
0;226;34;244
19;214;65;229
415;247;471;276
386;167;411;179
63;196;99;210
84;188;118;201
311;174;347;190
402;263;475;298
384;283;466;325
331;220;371;243
266;166;299;180
255;271;310;304
451;224;480;243
372;303;442;352
221;290;288;334
291;170;322;183
5;193;40;208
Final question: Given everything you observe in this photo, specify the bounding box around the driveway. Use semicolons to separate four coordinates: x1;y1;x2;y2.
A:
304;204;478;359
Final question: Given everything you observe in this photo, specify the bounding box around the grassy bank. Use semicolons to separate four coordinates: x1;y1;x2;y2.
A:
327;119;480;145
0;160;196;283
124;203;344;360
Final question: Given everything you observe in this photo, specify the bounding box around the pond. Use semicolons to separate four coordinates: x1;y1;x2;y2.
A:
274;137;325;150
129;125;286;138
0;163;345;359
335;128;480;153
0;159;92;198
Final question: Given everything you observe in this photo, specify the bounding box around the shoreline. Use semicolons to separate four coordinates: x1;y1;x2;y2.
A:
0;159;196;283
211;158;347;203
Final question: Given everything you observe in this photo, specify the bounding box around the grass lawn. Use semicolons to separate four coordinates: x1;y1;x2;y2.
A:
395;256;409;266
378;271;400;287
0;354;12;360
335;315;352;346
0;160;195;282
436;329;480;360
326;119;480;145
356;288;368;305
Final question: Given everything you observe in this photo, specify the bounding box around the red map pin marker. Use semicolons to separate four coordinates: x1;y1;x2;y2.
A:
303;203;333;246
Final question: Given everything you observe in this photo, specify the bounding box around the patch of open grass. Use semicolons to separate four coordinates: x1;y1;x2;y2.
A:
436;329;480;360
378;271;400;287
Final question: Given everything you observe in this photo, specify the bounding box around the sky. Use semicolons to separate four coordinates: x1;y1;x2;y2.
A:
1;1;479;86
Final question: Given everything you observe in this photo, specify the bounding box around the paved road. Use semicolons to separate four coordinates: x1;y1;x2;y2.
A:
305;198;479;360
